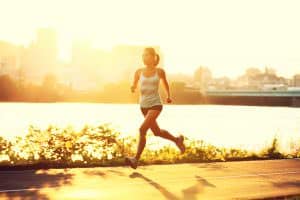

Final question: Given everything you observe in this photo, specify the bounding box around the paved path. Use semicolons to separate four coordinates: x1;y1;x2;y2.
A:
0;159;299;199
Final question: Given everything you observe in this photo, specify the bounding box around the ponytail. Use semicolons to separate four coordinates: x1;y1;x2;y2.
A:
155;53;160;66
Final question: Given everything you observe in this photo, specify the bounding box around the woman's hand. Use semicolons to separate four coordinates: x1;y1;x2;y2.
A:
130;85;136;93
159;68;172;104
131;69;140;93
166;97;172;103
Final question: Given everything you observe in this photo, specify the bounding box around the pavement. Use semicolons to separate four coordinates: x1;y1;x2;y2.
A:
0;159;299;200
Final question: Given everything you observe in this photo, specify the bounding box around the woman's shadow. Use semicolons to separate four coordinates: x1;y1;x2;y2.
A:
129;172;215;200
0;169;74;200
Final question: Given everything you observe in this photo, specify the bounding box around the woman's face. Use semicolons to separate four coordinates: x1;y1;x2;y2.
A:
142;50;155;67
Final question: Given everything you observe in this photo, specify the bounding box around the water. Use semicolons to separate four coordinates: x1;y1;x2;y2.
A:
0;103;299;152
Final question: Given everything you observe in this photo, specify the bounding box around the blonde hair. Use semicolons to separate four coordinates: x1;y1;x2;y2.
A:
144;47;160;66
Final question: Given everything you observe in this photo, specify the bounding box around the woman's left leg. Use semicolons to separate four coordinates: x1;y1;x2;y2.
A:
135;109;162;161
149;120;178;143
149;119;185;153
141;108;185;153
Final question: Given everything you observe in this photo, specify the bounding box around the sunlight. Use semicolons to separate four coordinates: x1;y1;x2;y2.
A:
0;0;299;77
0;1;299;199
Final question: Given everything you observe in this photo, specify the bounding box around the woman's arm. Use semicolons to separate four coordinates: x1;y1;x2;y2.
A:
159;68;172;103
131;68;141;93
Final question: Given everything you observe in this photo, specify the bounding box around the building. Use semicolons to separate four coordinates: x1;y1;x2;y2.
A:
293;74;300;87
22;28;58;83
0;41;21;76
193;66;213;90
69;40;115;90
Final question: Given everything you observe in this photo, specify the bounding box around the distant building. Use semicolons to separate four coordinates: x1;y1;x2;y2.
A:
234;75;252;89
193;66;212;91
69;40;102;89
0;41;21;76
244;67;287;90
293;74;300;86
261;84;287;91
22;28;58;83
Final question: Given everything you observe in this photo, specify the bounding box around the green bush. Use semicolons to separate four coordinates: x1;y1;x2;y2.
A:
0;124;299;168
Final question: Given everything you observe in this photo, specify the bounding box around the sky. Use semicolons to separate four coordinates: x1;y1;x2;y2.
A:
0;0;299;78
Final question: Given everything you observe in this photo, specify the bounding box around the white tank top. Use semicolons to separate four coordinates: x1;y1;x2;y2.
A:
139;68;162;108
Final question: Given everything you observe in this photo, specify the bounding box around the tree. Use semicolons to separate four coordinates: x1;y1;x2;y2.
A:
0;75;17;100
264;67;276;76
42;73;57;90
245;67;262;78
40;73;59;101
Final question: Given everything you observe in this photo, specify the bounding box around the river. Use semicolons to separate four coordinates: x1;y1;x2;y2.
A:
0;103;299;152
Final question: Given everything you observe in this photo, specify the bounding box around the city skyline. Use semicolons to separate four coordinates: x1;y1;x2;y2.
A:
0;0;299;78
0;29;166;90
0;28;299;81
1;27;300;89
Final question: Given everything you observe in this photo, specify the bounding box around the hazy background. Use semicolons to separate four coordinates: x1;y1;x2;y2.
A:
0;0;299;157
0;0;299;78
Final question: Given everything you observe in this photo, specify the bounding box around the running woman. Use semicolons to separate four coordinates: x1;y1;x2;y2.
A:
125;47;186;169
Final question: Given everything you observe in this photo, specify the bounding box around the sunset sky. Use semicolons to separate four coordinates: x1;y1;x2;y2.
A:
0;0;299;78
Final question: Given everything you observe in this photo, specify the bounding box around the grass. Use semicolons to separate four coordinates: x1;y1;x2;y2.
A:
0;124;299;169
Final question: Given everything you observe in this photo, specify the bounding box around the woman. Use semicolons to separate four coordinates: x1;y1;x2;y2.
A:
125;47;185;169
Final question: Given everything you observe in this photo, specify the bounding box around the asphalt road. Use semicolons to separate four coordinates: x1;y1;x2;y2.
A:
0;159;299;200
